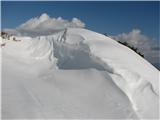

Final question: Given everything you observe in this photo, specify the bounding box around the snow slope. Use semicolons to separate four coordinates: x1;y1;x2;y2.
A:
1;28;159;119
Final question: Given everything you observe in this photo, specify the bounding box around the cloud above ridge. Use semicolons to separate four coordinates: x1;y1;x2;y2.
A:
4;13;85;36
111;29;159;69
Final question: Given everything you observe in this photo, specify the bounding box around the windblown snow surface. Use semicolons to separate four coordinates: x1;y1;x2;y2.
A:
1;28;159;119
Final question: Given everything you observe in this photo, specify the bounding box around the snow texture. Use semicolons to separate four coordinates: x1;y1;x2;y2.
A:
1;27;159;119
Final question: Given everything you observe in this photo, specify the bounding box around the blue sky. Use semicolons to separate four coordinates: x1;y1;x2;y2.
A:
1;1;159;41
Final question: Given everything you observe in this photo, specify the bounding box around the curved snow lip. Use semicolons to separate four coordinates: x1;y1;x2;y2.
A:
50;28;159;119
53;40;110;71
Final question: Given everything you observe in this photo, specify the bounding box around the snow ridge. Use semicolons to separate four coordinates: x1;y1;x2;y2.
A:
1;28;159;119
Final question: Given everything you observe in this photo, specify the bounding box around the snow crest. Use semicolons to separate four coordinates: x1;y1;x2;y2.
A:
1;28;159;119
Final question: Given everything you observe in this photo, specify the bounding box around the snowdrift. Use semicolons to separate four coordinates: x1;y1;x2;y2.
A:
1;28;159;119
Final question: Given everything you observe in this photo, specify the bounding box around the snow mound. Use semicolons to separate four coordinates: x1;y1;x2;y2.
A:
1;28;159;119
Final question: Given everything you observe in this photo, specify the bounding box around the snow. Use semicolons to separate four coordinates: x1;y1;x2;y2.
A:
1;27;159;119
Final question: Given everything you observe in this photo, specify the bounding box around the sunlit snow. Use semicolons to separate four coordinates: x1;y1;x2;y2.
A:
1;14;159;119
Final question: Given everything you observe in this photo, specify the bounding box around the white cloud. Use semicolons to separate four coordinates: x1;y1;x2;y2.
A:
4;13;85;36
111;29;159;69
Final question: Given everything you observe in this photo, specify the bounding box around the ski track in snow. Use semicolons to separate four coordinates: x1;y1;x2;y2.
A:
1;28;159;119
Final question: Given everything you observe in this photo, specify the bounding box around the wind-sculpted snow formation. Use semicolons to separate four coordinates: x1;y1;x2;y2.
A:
1;28;159;119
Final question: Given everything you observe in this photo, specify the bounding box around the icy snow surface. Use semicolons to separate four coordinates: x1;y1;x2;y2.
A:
1;28;159;119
